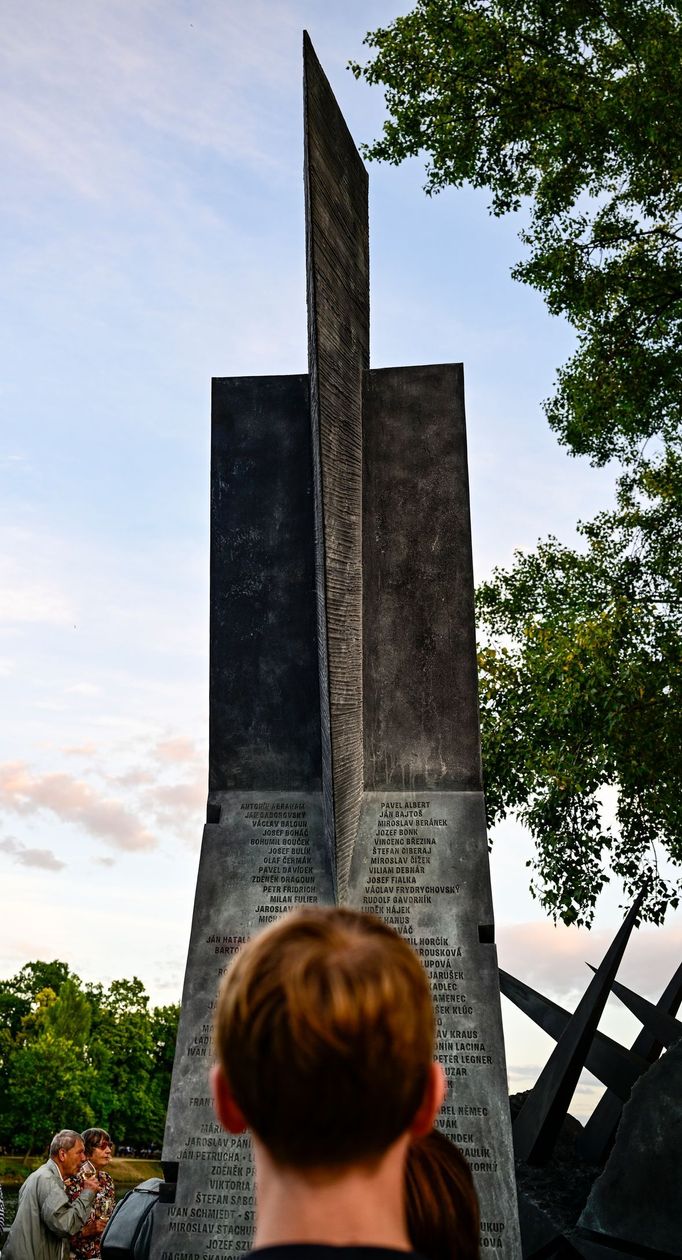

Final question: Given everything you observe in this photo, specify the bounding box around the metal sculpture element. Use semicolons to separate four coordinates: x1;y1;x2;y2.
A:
499;970;649;1100
512;891;645;1165
577;960;682;1163
303;31;368;896
502;912;681;1257
600;968;682;1048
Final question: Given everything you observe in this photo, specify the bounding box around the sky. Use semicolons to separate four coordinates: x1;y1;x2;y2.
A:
2;0;679;1121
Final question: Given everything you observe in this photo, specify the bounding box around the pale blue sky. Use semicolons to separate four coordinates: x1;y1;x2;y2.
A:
2;0;677;1117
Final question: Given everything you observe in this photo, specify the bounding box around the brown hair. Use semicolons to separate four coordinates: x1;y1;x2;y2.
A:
214;906;435;1168
405;1129;480;1260
81;1128;112;1156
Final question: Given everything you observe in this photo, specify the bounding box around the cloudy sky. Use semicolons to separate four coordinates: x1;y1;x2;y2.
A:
2;0;678;1119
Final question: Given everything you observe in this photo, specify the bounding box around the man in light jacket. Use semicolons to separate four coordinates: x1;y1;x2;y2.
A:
3;1129;99;1260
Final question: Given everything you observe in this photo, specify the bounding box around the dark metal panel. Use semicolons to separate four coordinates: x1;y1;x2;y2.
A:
363;363;483;792
304;31;369;894
209;373;321;792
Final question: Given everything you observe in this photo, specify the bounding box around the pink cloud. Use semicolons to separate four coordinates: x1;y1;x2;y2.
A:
497;919;682;1004
0;834;65;871
0;761;156;852
150;780;205;810
110;768;156;788
154;737;202;766
142;777;205;835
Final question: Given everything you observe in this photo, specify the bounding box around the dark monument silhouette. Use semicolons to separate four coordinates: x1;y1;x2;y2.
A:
150;33;521;1260
512;892;646;1166
500;902;682;1259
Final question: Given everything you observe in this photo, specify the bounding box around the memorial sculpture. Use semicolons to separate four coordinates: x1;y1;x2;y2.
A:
150;35;521;1260
501;912;682;1259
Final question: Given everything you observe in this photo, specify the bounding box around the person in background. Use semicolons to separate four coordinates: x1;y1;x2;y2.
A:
2;1130;98;1260
405;1128;480;1260
65;1129;116;1260
211;905;446;1258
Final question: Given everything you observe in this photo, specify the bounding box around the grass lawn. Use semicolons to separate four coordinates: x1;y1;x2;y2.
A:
0;1155;162;1187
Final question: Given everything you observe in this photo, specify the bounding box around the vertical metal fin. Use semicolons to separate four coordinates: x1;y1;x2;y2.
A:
303;31;368;897
577;961;682;1162
513;891;645;1164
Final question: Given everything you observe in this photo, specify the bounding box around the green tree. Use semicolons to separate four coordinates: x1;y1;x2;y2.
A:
352;0;682;465
2;960;73;1008
86;977;179;1148
44;979;92;1045
478;454;682;924
4;1033;96;1155
149;1004;181;1126
17;986;58;1041
90;980;158;1147
0;962;180;1152
0;989;32;1043
353;0;682;923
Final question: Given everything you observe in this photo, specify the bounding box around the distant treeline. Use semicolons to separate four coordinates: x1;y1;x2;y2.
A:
0;960;179;1154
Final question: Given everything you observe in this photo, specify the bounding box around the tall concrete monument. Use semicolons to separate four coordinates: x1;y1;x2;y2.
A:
152;34;520;1260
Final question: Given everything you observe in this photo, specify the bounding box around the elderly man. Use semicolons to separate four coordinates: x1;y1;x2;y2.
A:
3;1129;99;1260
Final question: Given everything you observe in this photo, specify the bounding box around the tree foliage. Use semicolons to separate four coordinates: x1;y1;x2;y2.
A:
353;0;682;923
0;962;179;1154
352;0;682;466
478;454;682;923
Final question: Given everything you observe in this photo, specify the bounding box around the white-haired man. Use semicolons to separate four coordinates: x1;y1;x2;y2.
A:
3;1128;98;1260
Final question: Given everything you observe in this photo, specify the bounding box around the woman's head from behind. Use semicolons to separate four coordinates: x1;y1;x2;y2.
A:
405;1128;480;1260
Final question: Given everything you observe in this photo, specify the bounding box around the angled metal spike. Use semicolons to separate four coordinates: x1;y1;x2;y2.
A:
583;964;682;1048
512;890;646;1165
570;1229;642;1260
516;1188;569;1260
500;970;649;1101
577;960;682;1163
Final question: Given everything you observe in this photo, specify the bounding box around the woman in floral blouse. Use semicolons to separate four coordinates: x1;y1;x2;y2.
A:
65;1128;116;1259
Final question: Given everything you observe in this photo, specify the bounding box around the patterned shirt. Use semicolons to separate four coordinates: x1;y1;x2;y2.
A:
65;1169;115;1259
